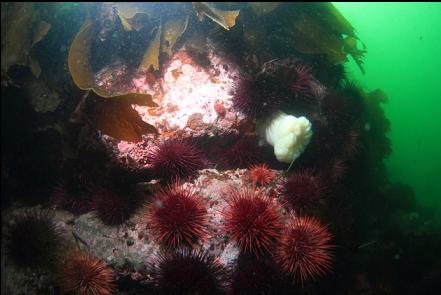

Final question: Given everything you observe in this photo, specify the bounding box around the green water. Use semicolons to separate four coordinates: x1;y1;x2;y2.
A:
334;2;441;214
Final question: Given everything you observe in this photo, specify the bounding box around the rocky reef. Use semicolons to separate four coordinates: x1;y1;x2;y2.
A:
1;2;440;295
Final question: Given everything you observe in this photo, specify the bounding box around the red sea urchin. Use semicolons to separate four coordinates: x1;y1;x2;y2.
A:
52;183;92;215
249;164;276;186
320;86;363;133
4;208;63;270
146;182;207;249
58;250;116;295
229;255;289;295
223;187;283;257
151;249;227;295
276;215;334;285
91;187;137;226
326;158;348;182
219;136;262;169
281;170;325;214
149;139;206;182
342;127;362;158
290;62;315;99
232;76;282;119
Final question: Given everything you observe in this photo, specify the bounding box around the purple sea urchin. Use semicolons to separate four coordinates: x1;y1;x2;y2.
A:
342;127;362;158
52;182;92;215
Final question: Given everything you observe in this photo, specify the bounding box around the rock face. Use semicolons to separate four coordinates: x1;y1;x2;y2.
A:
99;48;253;170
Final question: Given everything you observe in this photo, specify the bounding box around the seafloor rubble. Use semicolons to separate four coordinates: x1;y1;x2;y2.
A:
1;2;440;295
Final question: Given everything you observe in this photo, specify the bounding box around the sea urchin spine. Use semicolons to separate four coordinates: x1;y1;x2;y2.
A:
151;249;227;295
249;164;276;186
219;136;262;169
291;62;314;99
276;215;334;285
146;181;207;249
148;139;206;182
4;208;62;270
91;187;137;226
281;170;325;213
58;250;116;295
229;254;288;295
223;188;283;257
52;182;92;215
232;77;266;119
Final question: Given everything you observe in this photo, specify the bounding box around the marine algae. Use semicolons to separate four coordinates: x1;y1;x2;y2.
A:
1;3;51;80
88;92;158;142
68;18;158;108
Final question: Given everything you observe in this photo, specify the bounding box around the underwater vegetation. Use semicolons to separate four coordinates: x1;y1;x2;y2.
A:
1;2;440;295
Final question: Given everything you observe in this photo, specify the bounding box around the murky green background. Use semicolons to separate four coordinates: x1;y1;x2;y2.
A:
334;2;441;214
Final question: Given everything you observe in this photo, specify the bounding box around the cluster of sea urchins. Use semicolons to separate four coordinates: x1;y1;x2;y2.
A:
222;183;334;285
10;57;353;293
232;59;321;121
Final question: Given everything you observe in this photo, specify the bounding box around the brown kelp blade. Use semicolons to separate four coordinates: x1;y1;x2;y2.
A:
68;18;159;106
89;92;157;142
192;2;239;31
138;25;161;72
162;16;189;57
67;18;96;93
1;3;51;79
68;17;158;141
277;3;366;74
